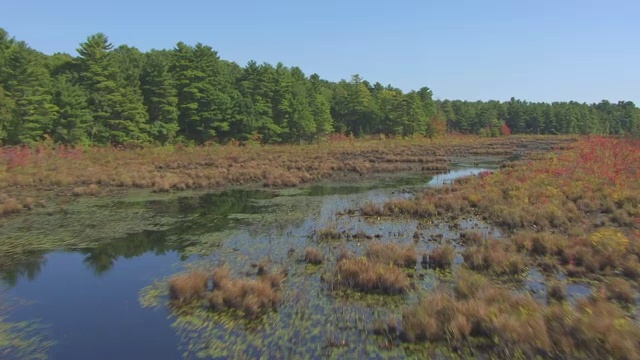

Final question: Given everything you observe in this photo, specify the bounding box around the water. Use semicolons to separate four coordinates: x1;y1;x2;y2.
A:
0;166;496;359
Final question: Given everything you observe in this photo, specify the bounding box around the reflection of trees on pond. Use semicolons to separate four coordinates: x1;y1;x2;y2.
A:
1;189;278;279
0;252;47;288
81;190;276;275
80;230;192;275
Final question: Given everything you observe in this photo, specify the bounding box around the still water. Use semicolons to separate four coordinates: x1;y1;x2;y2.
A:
1;166;494;359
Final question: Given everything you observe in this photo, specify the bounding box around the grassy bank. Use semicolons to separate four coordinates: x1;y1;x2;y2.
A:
0;135;575;218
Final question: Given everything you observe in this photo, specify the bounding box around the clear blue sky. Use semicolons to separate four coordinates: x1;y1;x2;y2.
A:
2;0;638;103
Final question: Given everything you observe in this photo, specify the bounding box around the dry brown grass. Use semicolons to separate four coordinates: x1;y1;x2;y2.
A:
316;225;342;241
462;239;527;276
458;230;485;246
168;271;209;303
401;281;550;356
604;278;635;306
360;202;384;216
207;265;283;318
0;197;23;215
423;244;456;269
511;230;569;257
70;184;100;196
167;265;285;319
328;242;418;294
304;247;324;265
394;270;640;359
545;298;640;360
365;242;417;268
331;256;410;295
1;136;569;213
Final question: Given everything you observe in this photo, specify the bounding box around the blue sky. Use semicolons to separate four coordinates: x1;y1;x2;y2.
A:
2;0;638;103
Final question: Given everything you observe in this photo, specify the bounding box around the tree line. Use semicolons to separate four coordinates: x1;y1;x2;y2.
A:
0;28;638;146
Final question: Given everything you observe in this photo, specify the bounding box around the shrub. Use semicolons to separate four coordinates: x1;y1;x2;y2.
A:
589;227;629;259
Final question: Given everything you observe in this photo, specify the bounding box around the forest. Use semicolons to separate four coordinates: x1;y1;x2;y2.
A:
0;27;638;146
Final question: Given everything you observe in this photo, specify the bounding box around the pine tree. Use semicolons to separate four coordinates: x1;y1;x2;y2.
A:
77;33;116;143
51;73;92;144
286;67;315;143
0;41;57;144
0;85;13;142
172;42;235;143
308;73;333;139
141;50;179;144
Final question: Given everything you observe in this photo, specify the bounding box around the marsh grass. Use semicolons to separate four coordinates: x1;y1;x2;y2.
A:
0;136;575;220
329;242;416;294
393;270;640;359
331;256;411;295
462;239;527;276
546;280;567;303
168;271;209;303
304;247;324;265
364;242;417;268
604;277;635;306
316;225;343;241
423;244;456;269
167;265;285;319
207;265;283;319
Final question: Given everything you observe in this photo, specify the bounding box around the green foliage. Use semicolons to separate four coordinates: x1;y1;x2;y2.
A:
0;41;57;144
0;27;637;146
141;50;179;144
51;73;92;144
440;98;639;136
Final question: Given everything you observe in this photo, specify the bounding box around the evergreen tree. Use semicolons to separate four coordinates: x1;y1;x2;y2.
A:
308;73;333;139
141;50;179;144
0;85;13;142
51;73;92;144
172;42;235;143
0;41;57;144
286;67;315;143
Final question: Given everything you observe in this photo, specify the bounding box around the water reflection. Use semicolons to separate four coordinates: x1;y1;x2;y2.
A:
1;165;502;359
1;190;277;284
0;252;47;287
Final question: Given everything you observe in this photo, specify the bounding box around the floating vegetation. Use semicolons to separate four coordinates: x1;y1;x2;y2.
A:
0;296;53;360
